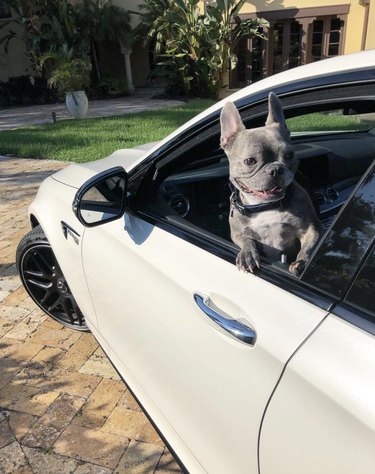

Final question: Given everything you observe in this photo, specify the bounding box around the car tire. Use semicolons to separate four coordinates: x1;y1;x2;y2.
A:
16;225;89;331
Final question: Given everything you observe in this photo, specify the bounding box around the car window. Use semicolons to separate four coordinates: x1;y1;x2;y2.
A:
302;162;375;298
287;109;375;133
135;84;375;291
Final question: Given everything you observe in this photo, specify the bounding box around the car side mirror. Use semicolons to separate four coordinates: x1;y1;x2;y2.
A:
73;167;128;227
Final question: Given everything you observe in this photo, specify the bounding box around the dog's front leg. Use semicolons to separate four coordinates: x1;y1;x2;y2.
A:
231;227;261;273
289;223;321;276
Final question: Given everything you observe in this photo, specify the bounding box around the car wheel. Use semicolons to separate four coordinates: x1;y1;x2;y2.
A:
16;225;89;331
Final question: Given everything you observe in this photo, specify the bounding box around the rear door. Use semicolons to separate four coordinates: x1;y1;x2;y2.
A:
260;164;375;474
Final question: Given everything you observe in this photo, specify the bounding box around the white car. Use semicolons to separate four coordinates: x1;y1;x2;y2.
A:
17;50;375;474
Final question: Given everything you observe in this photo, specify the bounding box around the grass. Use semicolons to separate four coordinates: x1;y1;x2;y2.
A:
1;102;373;163
0;99;215;163
287;111;374;132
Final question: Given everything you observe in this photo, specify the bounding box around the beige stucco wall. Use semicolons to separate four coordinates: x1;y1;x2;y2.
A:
343;1;366;54
199;0;368;55
232;0;349;13
365;2;375;49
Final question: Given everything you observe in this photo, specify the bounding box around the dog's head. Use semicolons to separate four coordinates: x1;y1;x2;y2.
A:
220;92;297;205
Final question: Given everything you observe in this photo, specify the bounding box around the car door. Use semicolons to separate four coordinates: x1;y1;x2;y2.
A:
80;177;331;472
78;80;375;472
260;164;375;474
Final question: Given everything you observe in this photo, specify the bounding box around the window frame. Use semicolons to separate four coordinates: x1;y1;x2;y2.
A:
231;6;348;86
310;16;345;62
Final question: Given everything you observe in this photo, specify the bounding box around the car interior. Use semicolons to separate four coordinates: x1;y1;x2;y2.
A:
158;127;375;236
136;93;375;274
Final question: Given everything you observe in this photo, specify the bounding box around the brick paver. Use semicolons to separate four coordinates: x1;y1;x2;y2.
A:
0;156;182;473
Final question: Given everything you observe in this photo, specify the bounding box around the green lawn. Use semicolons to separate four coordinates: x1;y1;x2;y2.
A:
287;111;374;132
1;102;373;163
0;99;215;163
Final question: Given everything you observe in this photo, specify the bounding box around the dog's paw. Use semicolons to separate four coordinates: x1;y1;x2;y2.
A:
236;249;261;273
289;260;305;276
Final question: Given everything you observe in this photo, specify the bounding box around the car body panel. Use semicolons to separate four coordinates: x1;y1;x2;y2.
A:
28;178;98;328
52;144;158;189
81;213;329;473
260;314;375;474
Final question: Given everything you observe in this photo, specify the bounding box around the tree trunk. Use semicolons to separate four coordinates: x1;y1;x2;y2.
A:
91;40;101;81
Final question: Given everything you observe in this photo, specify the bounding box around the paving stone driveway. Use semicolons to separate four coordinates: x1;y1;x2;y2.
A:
0;156;182;474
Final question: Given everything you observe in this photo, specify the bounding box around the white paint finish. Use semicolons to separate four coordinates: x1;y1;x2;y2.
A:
260;314;375;474
51;147;149;189
51;142;159;189
81;213;328;473
28;178;98;328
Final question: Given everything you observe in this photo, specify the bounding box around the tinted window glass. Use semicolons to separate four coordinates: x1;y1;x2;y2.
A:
302;163;375;297
345;244;375;316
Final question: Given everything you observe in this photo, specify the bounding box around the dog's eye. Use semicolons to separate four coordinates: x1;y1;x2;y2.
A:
285;151;295;161
244;158;257;166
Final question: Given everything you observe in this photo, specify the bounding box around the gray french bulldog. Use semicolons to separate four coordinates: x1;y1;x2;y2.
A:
220;92;321;276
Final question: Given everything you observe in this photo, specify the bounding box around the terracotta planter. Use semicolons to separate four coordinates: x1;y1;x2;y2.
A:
65;91;88;118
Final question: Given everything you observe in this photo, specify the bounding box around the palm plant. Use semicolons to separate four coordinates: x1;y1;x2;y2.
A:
76;0;132;81
40;45;91;96
137;0;268;97
205;0;268;89
0;0;83;80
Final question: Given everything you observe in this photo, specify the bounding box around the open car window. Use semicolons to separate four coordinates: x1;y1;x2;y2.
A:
134;83;375;297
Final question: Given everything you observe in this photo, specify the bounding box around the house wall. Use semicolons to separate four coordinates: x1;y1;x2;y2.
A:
200;0;368;56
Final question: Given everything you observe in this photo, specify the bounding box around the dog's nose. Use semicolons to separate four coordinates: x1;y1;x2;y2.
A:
268;165;284;177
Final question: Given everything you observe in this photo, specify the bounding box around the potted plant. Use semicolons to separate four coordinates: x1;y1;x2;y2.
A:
41;46;91;118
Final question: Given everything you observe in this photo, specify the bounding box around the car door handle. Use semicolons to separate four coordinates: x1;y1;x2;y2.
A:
194;293;256;346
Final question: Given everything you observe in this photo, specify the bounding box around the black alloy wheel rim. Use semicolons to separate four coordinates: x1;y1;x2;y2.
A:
20;243;87;330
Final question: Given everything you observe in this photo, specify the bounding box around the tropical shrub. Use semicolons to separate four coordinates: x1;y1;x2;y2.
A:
0;76;57;106
0;0;83;81
137;0;268;98
40;46;91;96
0;0;132;94
75;0;132;82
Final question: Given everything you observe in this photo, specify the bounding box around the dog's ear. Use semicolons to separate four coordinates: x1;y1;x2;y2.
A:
266;92;287;129
220;102;245;148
